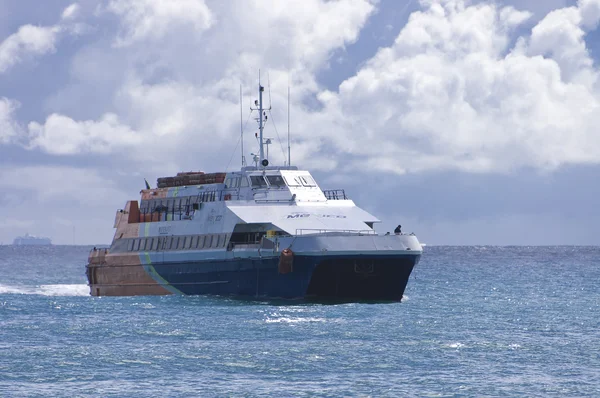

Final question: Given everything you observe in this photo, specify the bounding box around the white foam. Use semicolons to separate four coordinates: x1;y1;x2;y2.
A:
0;284;89;296
265;317;326;324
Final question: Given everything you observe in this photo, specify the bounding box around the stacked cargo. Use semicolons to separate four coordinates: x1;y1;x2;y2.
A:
156;172;226;188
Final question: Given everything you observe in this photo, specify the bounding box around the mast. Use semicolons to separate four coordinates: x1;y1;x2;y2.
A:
240;84;244;167
258;72;265;165
249;71;270;168
287;82;291;167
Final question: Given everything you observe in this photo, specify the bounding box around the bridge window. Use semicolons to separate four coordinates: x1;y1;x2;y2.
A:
250;175;268;187
267;175;286;187
284;175;316;187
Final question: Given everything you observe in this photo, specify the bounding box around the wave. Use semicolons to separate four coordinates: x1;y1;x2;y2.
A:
0;284;89;296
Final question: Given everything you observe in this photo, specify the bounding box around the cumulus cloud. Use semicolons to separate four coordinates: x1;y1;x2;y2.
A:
61;3;81;21
309;0;600;173
8;0;600;177
0;25;61;73
0;3;83;74
579;0;600;28
22;0;376;169
106;0;214;46
28;113;142;155
0;98;21;144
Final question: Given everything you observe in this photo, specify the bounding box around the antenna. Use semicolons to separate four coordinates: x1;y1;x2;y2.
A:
287;77;291;167
240;84;245;167
268;72;273;109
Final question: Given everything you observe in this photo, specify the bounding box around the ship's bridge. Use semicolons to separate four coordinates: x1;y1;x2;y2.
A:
241;170;327;202
232;168;327;203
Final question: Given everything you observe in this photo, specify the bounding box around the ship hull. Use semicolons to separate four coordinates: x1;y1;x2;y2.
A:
87;254;420;301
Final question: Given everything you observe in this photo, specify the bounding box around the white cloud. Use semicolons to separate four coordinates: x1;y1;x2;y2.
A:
10;0;600;177
25;0;376;169
306;0;600;173
578;0;600;28
0;3;87;74
0;24;61;73
61;3;81;21
0;97;20;144
500;0;569;19
106;0;214;46
27;113;142;155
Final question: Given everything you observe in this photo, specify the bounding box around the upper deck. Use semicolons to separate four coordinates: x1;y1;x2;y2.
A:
112;166;378;239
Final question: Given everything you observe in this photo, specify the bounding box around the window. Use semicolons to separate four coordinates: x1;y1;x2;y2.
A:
284;174;316;187
250;175;268;187
191;236;199;248
300;175;316;186
152;238;160;251
169;237;176;250
267;175;286;187
240;177;249;187
283;175;299;186
197;235;205;248
177;236;185;250
212;235;219;248
184;236;192;249
205;235;213;248
133;239;141;251
128;239;134;251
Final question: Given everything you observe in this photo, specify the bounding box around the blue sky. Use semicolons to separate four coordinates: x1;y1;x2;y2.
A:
0;0;599;245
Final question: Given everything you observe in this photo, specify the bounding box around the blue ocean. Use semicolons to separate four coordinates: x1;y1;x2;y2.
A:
1;245;599;397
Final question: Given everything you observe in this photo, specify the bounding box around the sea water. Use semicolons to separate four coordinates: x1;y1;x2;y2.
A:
0;245;599;397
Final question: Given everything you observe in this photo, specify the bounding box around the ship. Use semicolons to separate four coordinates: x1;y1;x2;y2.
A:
13;233;52;246
86;78;424;300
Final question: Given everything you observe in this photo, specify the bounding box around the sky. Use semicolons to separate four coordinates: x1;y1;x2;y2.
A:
0;0;599;245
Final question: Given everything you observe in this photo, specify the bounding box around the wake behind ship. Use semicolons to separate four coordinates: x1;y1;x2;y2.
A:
86;79;423;301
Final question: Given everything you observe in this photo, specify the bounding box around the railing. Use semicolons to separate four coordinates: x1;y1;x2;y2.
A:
295;229;375;236
137;189;240;222
322;189;348;200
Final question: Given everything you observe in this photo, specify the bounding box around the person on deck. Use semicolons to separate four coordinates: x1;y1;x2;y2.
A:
394;225;402;235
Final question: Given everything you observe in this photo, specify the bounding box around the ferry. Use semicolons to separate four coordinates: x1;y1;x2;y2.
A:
86;79;423;300
13;233;52;246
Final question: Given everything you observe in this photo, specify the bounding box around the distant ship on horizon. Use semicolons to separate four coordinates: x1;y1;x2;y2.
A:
13;233;52;246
